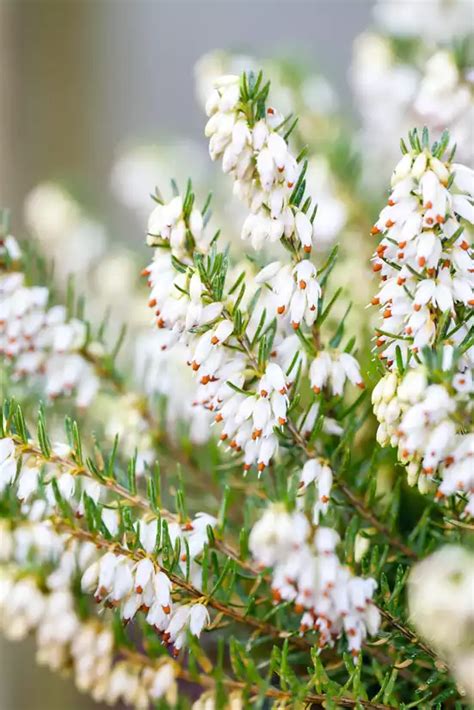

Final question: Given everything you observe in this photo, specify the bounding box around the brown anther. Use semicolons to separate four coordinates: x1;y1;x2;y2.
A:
418;256;426;267
376;338;385;347
291;321;299;330
214;413;223;423
141;268;150;277
312;386;321;394
320;495;330;503
260;389;268;398
397;252;405;260
299;279;307;289
424;201;433;209
405;327;412;335
277;305;286;315
136;585;143;594
383;308;392;318
460;240;469;250
303;244;312;254
191;361;200;371
385;219;395;228
388;199;395;206
397;277;406;286
371;297;380;305
414;303;421;311
370;225;381;235
211;336;219;345
220;433;228;441
257;462;265;472
148;298;157;308
376;244;386;256
278;417;286;425
436;214;445;224
357;382;365;390
372;262;382;272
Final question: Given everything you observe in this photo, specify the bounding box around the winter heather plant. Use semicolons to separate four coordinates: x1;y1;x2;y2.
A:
0;66;473;709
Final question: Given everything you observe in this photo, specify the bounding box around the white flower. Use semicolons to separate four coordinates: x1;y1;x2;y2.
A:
0;438;17;494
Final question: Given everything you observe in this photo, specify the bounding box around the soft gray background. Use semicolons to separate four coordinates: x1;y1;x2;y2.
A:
0;1;373;708
0;0;374;231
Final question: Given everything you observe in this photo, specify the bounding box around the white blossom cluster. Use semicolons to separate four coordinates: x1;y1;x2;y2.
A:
372;369;473;512
195;51;347;249
371;147;473;361
206;75;314;253
0;567;179;708
81;519;212;655
82;545;210;654
249;505;380;657
409;545;474;702
0;434;214;657
352;1;474;184
370;141;474;511
143;74;364;474
0;234;99;407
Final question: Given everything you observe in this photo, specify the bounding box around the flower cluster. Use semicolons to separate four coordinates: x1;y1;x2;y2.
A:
371;139;473;364
0;234;99;407
1;433;214;656
351;0;474;187
370;133;473;511
5;51;474;707
249;505;380;657
372;369;473;512
409;545;474;702
206;74;315;253
298;457;333;523
143;72;365;477
0;567;179;708
82;549;210;655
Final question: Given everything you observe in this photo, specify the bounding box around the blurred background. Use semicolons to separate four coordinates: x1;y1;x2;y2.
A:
0;0;472;708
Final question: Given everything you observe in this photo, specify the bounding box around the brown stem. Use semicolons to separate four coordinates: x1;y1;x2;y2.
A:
51;518;312;652
378;608;446;669
285;420;418;560
17;439;259;578
122;648;398;710
18;438;440;669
